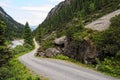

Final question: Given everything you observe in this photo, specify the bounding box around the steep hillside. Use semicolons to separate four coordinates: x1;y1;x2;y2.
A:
35;0;120;36
45;0;72;20
34;0;120;77
34;0;120;58
0;7;24;40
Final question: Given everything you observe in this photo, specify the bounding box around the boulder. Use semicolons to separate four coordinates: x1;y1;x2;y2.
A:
45;48;60;57
54;36;67;47
37;52;45;57
36;48;45;57
64;39;97;64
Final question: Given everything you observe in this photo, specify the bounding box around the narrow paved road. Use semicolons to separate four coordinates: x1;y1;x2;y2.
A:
85;9;120;31
19;39;119;80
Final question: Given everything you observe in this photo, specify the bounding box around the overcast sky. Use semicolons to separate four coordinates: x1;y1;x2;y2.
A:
0;0;64;26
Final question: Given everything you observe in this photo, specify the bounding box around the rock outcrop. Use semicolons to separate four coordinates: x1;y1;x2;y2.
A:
36;48;60;57
54;36;97;64
85;10;120;31
54;36;67;46
54;36;67;52
45;48;60;57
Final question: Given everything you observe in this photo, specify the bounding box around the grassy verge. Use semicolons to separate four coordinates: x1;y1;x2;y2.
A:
0;44;47;80
51;54;120;79
51;54;95;69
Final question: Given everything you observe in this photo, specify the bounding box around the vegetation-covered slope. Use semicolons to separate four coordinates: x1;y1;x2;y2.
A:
34;0;120;37
0;7;24;40
0;21;11;67
94;14;120;77
0;7;37;80
34;0;120;78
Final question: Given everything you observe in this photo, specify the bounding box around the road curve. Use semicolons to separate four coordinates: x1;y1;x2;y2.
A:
19;39;119;80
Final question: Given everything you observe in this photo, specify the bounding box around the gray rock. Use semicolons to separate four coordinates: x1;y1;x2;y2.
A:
54;36;67;52
54;36;67;46
36;48;45;57
45;48;60;57
64;39;97;64
37;52;45;57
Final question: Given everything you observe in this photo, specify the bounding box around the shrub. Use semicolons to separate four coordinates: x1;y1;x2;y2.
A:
53;54;70;60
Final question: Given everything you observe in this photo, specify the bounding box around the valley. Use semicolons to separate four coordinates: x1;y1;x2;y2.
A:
0;0;120;80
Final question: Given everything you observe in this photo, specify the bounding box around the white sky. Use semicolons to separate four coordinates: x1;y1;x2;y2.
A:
0;0;64;26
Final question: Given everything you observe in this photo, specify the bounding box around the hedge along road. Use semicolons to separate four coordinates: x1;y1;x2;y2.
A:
19;39;119;80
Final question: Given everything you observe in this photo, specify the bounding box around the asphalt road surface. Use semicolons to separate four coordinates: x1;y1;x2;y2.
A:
19;39;119;80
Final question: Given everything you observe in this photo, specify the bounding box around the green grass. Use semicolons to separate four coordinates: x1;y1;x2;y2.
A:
51;54;70;60
5;40;11;46
51;54;94;68
51;54;120;79
6;54;40;80
96;58;120;78
0;44;47;80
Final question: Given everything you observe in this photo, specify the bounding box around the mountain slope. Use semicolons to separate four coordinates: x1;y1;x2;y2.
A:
35;0;120;56
0;6;24;40
34;0;120;77
45;0;72;20
35;0;120;35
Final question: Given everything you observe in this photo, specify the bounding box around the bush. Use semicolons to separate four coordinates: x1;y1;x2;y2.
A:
91;14;120;58
97;57;120;78
116;51;120;58
0;43;40;80
53;54;70;60
24;43;33;50
12;45;27;54
93;15;120;78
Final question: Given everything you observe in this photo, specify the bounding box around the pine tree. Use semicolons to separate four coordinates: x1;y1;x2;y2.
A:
0;21;11;67
23;22;33;46
0;21;6;45
36;25;42;44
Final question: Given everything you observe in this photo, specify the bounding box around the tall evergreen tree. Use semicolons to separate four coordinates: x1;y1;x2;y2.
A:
0;21;6;45
23;22;33;46
36;25;42;44
0;21;11;67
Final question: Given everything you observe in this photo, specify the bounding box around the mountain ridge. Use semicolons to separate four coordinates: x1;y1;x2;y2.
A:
45;0;72;21
0;6;24;40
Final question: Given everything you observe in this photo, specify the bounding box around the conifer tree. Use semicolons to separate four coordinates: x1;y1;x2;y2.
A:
36;25;42;44
0;21;5;46
23;22;33;46
0;21;11;67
